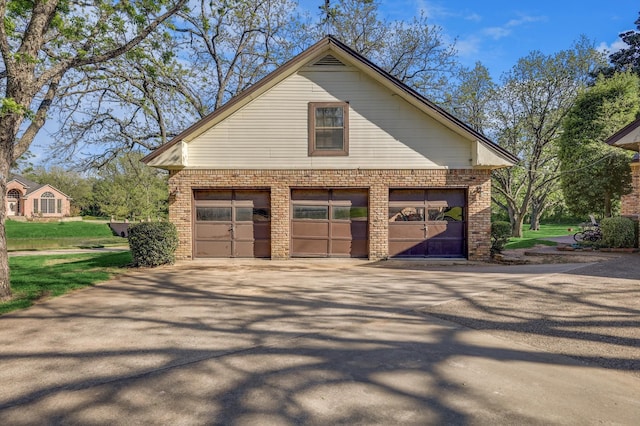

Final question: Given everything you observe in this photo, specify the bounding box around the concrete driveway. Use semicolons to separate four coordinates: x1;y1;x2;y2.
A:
0;257;638;424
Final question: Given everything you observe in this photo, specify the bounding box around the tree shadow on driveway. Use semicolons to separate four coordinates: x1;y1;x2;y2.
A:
0;258;638;424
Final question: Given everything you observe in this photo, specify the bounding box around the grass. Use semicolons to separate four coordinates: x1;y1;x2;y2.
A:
6;220;126;251
504;223;579;250
1;251;132;315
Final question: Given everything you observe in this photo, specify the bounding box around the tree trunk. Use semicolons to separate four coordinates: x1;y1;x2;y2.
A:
0;119;15;299
604;190;612;217
511;212;525;238
529;204;541;231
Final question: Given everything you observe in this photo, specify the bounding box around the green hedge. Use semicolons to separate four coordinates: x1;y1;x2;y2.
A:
128;222;179;267
600;217;635;248
491;221;511;255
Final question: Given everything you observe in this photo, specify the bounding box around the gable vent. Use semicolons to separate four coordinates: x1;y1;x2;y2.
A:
313;55;346;66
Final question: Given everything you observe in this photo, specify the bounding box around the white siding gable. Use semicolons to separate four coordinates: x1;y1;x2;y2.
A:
186;67;474;169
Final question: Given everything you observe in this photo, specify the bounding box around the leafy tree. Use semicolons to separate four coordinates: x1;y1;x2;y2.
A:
446;62;495;132
559;72;639;217
0;0;187;298
596;12;640;77
92;152;168;220
489;37;605;236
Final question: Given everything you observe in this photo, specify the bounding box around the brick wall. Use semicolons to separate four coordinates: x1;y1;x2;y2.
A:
621;162;640;218
621;162;640;247
169;168;493;261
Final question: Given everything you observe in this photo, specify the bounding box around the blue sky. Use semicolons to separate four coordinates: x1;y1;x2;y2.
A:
298;0;640;77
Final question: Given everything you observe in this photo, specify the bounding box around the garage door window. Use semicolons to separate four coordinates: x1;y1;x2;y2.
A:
389;206;425;222
236;207;271;222
196;207;232;221
332;206;368;221
293;205;329;220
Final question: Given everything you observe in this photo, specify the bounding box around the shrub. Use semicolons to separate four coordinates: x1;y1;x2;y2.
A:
128;222;179;267
600;216;635;248
491;221;512;255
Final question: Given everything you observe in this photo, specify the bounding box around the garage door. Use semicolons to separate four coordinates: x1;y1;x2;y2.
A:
291;189;368;258
388;189;466;258
193;190;270;258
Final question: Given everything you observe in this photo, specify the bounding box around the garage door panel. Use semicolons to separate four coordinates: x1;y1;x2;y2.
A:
389;241;426;257
389;189;466;258
291;189;330;201
426;240;464;257
234;241;271;258
330;221;367;239
195;241;231;257
389;223;425;239
195;223;231;239
332;189;368;205
389;189;425;202
291;188;369;258
292;239;329;256
332;239;368;257
427;222;464;238
235;190;270;205
253;241;271;258
427;189;465;205
195;190;233;200
194;189;271;258
292;221;329;238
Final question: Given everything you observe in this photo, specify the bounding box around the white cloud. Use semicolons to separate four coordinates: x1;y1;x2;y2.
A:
484;27;511;40
597;39;629;55
480;14;546;40
465;13;482;22
455;35;482;57
505;15;545;28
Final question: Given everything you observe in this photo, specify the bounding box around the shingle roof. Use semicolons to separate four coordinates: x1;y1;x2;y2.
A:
9;175;46;196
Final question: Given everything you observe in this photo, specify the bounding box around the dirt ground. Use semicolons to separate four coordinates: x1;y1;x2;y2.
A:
495;245;622;264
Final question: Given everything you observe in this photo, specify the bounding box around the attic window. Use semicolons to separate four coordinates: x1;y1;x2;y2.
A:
308;102;349;156
313;55;346;66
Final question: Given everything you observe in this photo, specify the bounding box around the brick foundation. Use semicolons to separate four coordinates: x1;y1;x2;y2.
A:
169;169;493;261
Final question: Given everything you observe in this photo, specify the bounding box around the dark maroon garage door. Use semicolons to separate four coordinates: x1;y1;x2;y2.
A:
193;190;270;258
388;189;466;258
291;189;368;258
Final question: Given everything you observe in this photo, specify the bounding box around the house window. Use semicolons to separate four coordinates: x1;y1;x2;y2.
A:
40;192;56;214
308;102;349;156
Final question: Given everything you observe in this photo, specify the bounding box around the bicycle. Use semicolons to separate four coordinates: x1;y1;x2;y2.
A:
573;225;602;243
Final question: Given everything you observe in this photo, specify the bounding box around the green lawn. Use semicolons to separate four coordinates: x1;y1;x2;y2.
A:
6;220;126;251
2;251;132;315
504;223;579;250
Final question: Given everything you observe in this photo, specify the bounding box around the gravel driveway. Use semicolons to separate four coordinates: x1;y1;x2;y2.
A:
0;256;638;424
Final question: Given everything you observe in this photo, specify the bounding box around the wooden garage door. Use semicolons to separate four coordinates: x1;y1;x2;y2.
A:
389;189;466;258
291;189;368;258
193;190;270;258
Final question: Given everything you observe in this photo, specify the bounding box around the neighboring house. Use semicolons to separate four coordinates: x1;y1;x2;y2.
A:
6;175;72;218
606;117;640;221
143;36;518;261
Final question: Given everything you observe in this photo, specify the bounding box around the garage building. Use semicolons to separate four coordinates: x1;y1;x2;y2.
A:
143;36;518;261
